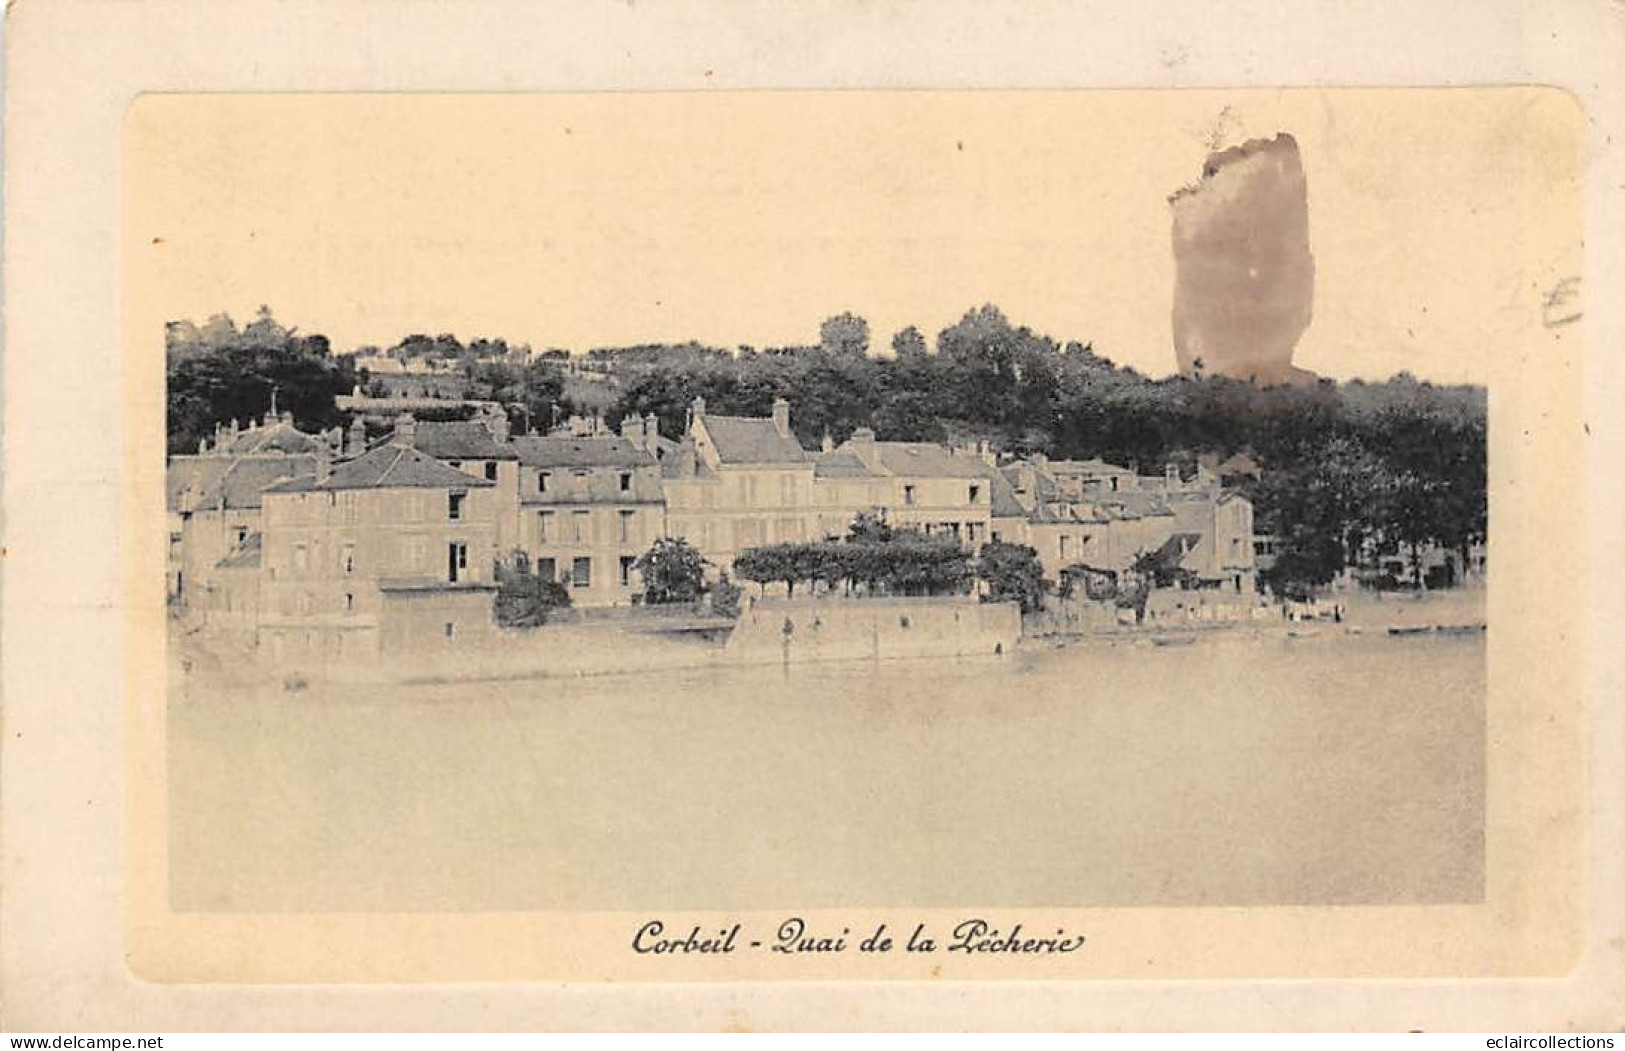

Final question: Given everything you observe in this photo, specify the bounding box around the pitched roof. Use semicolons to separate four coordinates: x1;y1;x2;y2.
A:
813;450;879;479
981;465;1028;518
265;443;494;492
412;420;518;460
217;419;325;456
659;439;717;480
1048;457;1135;476
871;442;988;479
511;434;656;469
167;454;317;511
698;415;808;465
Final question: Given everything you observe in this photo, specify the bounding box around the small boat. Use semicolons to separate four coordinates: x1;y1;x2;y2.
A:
1386;624;1434;636
1149;633;1197;647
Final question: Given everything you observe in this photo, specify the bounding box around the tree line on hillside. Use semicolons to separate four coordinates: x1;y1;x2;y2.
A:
165;304;1486;595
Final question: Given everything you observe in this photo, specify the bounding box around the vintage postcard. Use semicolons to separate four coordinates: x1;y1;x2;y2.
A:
6;0;1625;1034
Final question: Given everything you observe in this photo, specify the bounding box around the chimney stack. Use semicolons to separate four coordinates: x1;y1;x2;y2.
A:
393;413;417;448
346;417;366;457
771;397;791;438
644;412;660;447
316;443;332;484
690;396;706;425
848;426;878;470
1165;462;1180;486
483;407;510;443
821;429;834;454
620;413;645;450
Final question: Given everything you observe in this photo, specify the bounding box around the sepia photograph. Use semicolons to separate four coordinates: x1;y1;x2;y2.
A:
151;92;1498;918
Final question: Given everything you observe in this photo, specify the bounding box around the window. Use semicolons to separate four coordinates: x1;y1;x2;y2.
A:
619;555;635;587
572;510;589;543
1109;476;1119;492
448;460;462;470
341;542;355;574
535;557;557;582
619;472;632;492
444;622;455;638
484;462;498;481
619;510;635;544
537;472;549;494
537;510;553;543
448;541;468;582
572;556;592;588
448;492;465;521
903;484;916;505
1060;535;1071;559
344;592;355;614
967;522;985;545
235;525;249;545
969;484;981;503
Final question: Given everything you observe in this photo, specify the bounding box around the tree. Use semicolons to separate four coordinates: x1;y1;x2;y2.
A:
635;537;708;604
976;541;1047;612
494;550;572;627
165;307;359;454
891;325;928;360
819;312;870;357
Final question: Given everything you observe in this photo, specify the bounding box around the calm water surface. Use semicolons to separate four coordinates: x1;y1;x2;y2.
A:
168;634;1484;911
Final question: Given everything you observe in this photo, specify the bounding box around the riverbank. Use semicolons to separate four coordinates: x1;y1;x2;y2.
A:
170;587;1488;688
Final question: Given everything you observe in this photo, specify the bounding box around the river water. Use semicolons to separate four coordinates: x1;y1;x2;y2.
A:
168;632;1484;911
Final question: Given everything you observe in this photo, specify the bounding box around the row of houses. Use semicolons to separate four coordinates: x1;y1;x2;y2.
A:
167;399;1257;661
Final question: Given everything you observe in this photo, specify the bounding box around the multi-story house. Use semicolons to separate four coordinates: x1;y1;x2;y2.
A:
410;416;522;556
510;413;666;606
999;455;1256;594
165;412;327;609
254;421;500;664
662;397;821;571
812;427;995;545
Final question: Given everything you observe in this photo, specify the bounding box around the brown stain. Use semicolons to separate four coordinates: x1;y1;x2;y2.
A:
1169;133;1316;385
150;237;164;245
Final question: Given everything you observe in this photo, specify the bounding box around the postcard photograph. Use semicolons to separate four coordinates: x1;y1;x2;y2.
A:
125;88;1582;982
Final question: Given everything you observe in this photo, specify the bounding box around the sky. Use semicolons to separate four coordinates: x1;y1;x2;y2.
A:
125;89;1582;384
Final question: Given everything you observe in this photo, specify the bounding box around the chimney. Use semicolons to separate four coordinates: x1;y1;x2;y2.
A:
771;397;791;438
483;407;510;443
979;440;995;466
593;410;605;436
198;437;209;454
848;426;879;470
644;412;660;445
315;443;332;484
393;413;417;448
690;396;706;424
1165;462;1180;486
821;429;834;454
346;417;366;457
620;413;645;450
1033;452;1049;471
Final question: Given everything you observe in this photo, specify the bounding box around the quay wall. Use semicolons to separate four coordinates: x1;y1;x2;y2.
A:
726;595;1020;665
